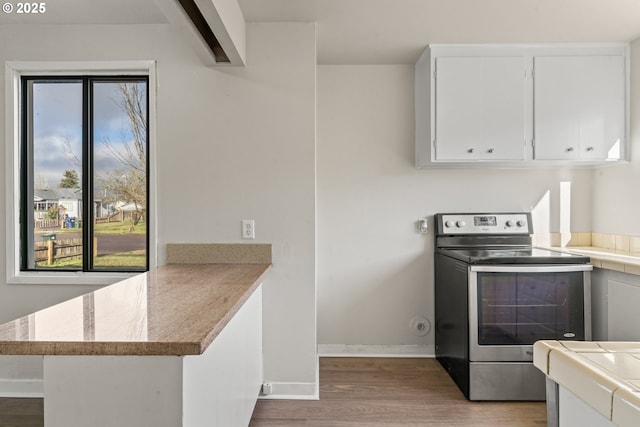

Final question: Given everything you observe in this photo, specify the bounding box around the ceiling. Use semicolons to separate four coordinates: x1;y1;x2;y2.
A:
238;0;640;64
2;0;640;64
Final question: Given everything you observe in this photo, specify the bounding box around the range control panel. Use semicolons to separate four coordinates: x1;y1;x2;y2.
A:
435;213;533;235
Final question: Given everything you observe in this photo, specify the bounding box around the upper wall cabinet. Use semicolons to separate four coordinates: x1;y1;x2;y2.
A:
434;56;526;161
533;55;625;161
415;44;630;168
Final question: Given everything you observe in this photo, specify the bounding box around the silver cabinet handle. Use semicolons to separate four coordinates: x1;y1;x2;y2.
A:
586;146;594;152
487;148;494;153
566;147;574;152
467;148;474;153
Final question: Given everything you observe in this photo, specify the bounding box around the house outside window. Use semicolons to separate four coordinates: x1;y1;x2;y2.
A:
5;61;156;285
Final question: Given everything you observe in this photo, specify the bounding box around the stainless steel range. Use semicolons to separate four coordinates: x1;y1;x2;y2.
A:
434;212;592;401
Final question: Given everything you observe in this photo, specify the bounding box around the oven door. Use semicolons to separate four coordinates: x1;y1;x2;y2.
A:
469;264;592;362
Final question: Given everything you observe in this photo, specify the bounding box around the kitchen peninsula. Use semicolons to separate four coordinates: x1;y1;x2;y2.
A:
0;244;271;427
534;340;640;427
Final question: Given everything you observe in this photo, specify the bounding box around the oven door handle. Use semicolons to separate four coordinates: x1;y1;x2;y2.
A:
469;264;593;273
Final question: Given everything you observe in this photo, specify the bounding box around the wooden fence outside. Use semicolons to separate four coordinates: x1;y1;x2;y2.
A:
35;210;142;229
34;218;61;229
34;238;97;266
95;210;140;224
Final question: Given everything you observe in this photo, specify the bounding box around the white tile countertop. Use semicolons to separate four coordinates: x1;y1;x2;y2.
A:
534;231;640;275
547;246;640;275
533;340;640;427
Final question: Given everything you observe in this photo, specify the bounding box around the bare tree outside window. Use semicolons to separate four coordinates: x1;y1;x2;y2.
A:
98;83;147;230
92;80;148;270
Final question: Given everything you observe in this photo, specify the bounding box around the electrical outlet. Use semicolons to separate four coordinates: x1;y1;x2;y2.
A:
417;218;428;233
409;316;431;337
242;219;255;239
261;383;272;395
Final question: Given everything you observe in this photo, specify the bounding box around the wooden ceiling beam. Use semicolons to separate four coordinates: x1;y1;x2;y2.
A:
176;0;231;63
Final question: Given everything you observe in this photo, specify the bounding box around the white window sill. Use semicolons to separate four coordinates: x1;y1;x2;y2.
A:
8;271;140;286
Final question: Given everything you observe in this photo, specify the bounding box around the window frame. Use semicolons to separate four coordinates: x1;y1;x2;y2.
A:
5;61;157;285
21;76;150;273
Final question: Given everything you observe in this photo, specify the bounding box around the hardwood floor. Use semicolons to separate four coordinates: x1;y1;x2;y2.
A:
249;358;547;426
0;358;546;426
0;397;42;427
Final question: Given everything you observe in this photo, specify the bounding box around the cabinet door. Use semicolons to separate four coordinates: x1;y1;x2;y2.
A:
434;56;526;161
533;55;625;160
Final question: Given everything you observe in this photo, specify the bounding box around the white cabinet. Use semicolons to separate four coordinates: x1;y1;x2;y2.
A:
415;44;629;168
533;55;625;161
434;56;526;161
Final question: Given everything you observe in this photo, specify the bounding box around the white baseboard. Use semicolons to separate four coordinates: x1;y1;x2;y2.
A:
258;381;319;400
318;344;435;358
0;379;44;398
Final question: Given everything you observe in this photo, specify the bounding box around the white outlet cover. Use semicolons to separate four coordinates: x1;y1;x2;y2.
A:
409;316;431;337
242;219;255;239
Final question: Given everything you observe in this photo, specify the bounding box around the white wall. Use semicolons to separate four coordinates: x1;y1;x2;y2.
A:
157;22;318;394
591;38;640;235
316;65;593;352
0;17;317;396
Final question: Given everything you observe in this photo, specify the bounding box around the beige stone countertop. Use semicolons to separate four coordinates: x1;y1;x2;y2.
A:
0;263;270;356
534;340;640;427
547;246;640;275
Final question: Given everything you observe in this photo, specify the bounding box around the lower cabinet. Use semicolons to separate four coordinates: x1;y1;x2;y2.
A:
43;285;263;427
591;268;640;342
549;383;616;427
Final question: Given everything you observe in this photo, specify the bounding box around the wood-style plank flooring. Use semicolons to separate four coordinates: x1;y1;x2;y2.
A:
0;397;42;427
0;358;546;426
249;358;546;426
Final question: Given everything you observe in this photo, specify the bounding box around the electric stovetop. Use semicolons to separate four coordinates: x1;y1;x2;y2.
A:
434;212;591;265
436;246;591;265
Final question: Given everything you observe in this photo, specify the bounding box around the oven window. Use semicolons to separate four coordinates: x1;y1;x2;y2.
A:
476;272;585;345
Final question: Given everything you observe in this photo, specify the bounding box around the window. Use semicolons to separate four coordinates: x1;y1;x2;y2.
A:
21;76;149;273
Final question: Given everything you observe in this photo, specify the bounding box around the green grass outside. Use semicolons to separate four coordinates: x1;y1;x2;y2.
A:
35;250;146;269
34;219;146;269
93;249;146;268
94;220;147;235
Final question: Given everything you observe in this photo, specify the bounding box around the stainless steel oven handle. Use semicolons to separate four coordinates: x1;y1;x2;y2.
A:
469;264;593;273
